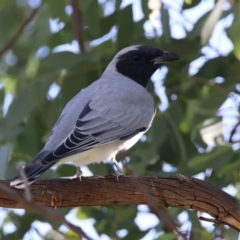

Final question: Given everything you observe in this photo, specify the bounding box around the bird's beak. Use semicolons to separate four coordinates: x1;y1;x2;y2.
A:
153;51;180;65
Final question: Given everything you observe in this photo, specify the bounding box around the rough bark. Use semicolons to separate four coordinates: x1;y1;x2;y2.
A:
1;175;240;231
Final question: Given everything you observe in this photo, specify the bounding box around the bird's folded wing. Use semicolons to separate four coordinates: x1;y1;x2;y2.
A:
42;101;152;164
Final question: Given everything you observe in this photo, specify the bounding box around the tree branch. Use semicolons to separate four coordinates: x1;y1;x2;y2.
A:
1;175;240;231
70;0;86;52
0;182;92;239
0;8;39;58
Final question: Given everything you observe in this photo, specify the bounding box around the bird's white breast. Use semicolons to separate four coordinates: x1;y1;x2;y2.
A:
57;132;144;166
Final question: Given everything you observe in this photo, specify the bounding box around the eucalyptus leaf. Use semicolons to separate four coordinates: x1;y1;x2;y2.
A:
188;145;233;171
0;145;8;179
227;2;240;60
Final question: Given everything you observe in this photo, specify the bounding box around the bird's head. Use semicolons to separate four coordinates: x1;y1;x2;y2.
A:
104;45;179;88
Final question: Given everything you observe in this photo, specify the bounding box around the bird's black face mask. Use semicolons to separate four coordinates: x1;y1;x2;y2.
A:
116;45;179;88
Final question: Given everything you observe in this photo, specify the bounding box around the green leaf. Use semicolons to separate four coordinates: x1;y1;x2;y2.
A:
65;230;79;240
17;123;39;157
45;0;67;20
88;162;111;176
99;11;117;36
0;1;20;48
148;113;172;152
149;112;187;165
27;5;51;51
141;0;151;17
161;6;171;42
188;145;233;171
0;145;9;179
165;110;187;162
188;10;211;39
129;141;157;174
80;0;101;38
3;76;16;94
218;156;240;175
182;0;200;9
155;233;176;240
56;164;76;177
228;2;240;60
29;78;52;105
76;208;89;220
199;86;227;110
197;55;240;80
0;86;35;138
0;0;12;10
160;38;201;62
117;5;135;49
123;227;149;240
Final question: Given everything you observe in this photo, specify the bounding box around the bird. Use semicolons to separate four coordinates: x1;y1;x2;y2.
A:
10;45;179;188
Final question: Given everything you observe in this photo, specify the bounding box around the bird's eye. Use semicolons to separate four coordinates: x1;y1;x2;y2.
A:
132;54;142;62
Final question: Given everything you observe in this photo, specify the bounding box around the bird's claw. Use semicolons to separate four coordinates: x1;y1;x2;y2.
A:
76;167;83;181
113;159;125;181
114;170;125;181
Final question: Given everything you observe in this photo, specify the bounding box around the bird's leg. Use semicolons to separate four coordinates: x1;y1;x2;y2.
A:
76;166;83;181
113;159;125;181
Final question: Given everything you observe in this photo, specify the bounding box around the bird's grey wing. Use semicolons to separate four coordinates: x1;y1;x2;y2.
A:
42;99;154;164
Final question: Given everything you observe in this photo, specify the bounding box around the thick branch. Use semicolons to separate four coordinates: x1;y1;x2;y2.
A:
1;175;240;231
0;182;92;239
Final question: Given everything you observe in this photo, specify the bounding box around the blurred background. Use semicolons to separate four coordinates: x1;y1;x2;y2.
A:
0;0;240;239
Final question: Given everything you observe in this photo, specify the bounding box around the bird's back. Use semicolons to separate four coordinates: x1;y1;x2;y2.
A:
44;72;155;152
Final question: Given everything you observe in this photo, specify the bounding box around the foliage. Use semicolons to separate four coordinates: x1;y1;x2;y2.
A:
0;0;240;239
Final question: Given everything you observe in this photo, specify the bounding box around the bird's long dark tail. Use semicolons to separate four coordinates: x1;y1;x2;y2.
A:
10;150;54;189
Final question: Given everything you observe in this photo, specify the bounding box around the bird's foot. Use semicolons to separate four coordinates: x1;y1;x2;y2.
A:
113;159;125;181
76;167;83;181
114;169;125;181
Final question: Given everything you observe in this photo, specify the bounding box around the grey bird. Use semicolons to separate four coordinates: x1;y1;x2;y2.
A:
10;45;179;188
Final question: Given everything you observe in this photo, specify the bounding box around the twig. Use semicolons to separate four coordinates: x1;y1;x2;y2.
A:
199;216;223;227
0;8;39;58
70;0;86;52
33;226;45;239
229;121;240;143
0;183;92;240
